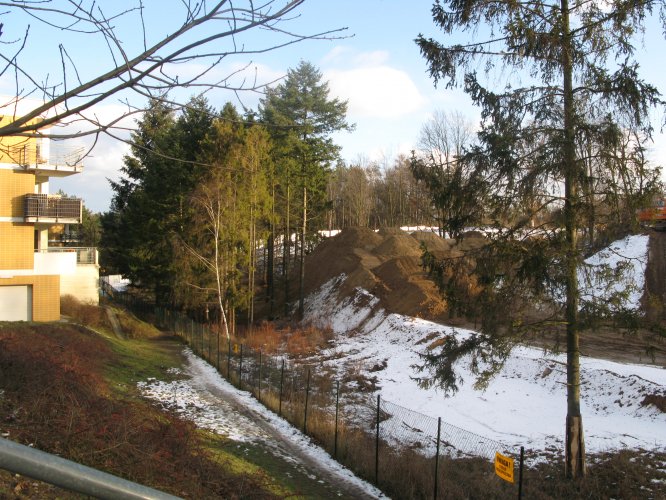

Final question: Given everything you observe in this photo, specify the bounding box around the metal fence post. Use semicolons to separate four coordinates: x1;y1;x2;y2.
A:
279;358;285;417
207;325;211;361
227;339;231;379
258;350;262;403
334;379;340;459
199;322;204;358
190;320;194;353
216;330;220;371
303;368;311;434
375;394;380;486
518;446;524;499
434;416;441;500
239;344;243;391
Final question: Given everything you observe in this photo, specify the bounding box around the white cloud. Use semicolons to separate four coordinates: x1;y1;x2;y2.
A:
323;46;390;67
326;66;425;119
51;133;128;213
321;46;354;64
351;50;390;67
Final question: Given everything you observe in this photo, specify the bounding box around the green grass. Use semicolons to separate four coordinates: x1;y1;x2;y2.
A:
2;299;369;498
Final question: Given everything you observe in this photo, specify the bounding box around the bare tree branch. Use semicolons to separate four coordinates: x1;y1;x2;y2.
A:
0;0;348;139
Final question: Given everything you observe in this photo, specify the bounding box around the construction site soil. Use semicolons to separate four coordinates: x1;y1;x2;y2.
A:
300;227;666;367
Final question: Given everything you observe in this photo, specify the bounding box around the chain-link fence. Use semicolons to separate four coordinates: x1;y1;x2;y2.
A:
104;295;545;498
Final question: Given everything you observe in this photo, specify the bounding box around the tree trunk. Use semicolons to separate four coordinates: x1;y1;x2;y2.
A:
283;182;290;317
267;230;275;318
213;207;230;340
561;0;586;478
298;186;307;319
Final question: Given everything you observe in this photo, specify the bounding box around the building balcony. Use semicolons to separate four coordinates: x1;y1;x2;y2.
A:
24;194;82;224
34;247;100;305
35;247;99;268
8;142;84;177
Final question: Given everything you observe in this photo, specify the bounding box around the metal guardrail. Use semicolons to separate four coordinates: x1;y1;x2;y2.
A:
0;437;181;500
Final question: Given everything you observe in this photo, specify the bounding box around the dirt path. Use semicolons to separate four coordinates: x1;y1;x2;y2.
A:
180;353;381;499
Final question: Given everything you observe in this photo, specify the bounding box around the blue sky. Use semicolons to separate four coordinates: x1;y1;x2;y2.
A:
3;0;664;212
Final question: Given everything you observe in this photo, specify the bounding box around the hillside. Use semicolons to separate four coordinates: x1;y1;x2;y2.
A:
297;228;666;467
301;227;666;365
302;227;485;324
0;309;372;499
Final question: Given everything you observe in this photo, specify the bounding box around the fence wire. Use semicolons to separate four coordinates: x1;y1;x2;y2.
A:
378;397;504;461
120;303;531;499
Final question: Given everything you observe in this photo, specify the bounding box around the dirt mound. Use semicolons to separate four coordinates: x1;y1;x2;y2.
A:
331;226;383;250
458;233;488;252
303;227;463;321
372;233;422;258
372;256;447;318
303;227;383;298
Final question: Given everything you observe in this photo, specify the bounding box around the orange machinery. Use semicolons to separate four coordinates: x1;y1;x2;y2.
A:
637;198;666;231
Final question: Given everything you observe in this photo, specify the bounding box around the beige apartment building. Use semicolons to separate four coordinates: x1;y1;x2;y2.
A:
0;115;98;321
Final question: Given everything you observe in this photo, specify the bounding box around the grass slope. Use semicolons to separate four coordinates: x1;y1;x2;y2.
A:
0;301;321;499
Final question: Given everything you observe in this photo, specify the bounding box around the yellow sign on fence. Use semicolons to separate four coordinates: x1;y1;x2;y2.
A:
495;452;514;483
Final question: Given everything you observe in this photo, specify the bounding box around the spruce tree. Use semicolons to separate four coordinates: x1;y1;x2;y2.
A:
416;0;664;476
106;96;215;305
260;61;352;318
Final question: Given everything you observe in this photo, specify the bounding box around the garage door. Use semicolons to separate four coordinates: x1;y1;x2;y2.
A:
0;285;32;321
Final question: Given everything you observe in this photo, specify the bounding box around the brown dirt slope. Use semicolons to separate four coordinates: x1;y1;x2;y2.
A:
303;227;666;366
304;227;458;321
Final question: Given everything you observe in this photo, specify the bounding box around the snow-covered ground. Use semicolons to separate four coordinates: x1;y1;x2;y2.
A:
580;234;649;309
138;233;663;475
139;352;385;499
302;234;665;460
101;274;130;293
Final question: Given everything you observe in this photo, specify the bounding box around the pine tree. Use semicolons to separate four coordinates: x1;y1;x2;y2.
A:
260;61;352;318
105;96;215;305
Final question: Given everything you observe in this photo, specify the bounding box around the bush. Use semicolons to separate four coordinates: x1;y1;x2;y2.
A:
60;294;106;328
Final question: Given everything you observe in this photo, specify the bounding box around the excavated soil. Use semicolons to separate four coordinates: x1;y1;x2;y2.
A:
303;227;454;322
301;227;666;367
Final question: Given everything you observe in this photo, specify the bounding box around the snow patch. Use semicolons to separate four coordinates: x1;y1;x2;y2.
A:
139;350;385;499
302;244;665;458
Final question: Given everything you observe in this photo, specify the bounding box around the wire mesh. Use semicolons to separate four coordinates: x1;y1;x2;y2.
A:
135;303;528;499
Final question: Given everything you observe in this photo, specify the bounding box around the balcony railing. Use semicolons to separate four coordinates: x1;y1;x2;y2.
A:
7;142;84;176
24;194;82;223
39;247;98;265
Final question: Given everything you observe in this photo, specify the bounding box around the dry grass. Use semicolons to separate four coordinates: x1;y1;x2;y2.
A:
115;309;164;339
60;294;106;328
0;322;280;499
62;295;165;340
237;321;334;356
